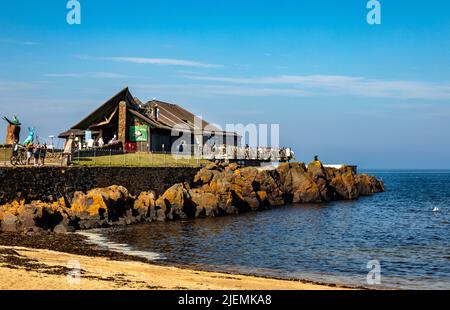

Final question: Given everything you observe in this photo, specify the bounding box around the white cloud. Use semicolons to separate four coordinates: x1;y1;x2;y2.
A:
181;75;450;100
133;83;312;97
44;72;133;79
0;81;39;91
0;39;39;46
99;57;222;68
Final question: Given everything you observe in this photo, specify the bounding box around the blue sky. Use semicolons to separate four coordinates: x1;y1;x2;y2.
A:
0;0;449;168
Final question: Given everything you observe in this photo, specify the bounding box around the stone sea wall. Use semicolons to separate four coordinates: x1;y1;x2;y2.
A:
0;166;199;205
0;161;385;233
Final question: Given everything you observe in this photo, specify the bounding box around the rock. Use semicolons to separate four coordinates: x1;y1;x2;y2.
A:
156;183;195;220
356;174;385;195
330;168;359;200
205;162;219;171
254;170;285;207
277;163;321;203
193;168;215;185
134;191;157;221
189;189;219;218
1;212;18;232
53;221;75;234
71;185;133;224
0;162;385;234
229;168;261;211
224;163;239;172
307;160;335;202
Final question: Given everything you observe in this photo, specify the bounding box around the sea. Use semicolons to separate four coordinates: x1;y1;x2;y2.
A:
80;170;450;290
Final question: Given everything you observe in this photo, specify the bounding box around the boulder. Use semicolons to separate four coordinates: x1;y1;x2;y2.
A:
193;168;215;185
71;185;133;225
189;189;220;218
205;162;220;171
253;170;285;207
155;183;196;220
307;160;335;202
53;221;75;234
224;163;239;172
134;191;157;221
330;169;359;200
0;212;18;232
229;168;261;211
277;163;321;203
356;174;385;195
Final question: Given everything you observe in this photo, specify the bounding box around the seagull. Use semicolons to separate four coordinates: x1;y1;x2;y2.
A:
432;207;439;212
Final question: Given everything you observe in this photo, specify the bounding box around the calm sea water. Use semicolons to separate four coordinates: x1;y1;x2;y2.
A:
90;170;450;289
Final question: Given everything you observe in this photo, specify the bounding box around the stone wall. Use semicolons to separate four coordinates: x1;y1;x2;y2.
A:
0;166;199;204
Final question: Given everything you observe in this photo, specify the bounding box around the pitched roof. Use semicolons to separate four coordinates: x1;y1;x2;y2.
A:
60;87;239;137
70;86;135;130
144;100;236;135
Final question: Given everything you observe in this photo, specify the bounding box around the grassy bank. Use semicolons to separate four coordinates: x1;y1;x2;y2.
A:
71;153;210;168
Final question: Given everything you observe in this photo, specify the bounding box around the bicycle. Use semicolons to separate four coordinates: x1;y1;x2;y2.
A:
10;145;26;166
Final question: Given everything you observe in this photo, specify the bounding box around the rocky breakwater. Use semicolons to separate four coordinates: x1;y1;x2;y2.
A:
0;161;384;234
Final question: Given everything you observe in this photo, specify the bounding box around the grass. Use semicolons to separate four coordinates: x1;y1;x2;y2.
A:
71;152;211;168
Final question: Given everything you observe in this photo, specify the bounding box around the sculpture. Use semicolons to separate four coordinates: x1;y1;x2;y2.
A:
23;128;35;146
2;115;21;145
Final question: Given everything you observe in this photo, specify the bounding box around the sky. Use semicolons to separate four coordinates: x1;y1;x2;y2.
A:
0;0;449;169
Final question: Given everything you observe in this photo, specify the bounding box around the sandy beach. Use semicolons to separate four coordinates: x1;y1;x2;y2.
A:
0;245;349;290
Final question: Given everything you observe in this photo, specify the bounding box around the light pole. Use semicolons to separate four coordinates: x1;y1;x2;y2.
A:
49;135;55;153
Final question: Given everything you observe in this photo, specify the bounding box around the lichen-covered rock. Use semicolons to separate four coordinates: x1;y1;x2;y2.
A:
0;212;18;232
0;161;384;234
134;191;157;221
193;168;215;185
277;163;321;203
356;174;385;195
229;168;260;211
307;160;335;202
70;185;133;228
189;189;220;218
254;169;285;207
155;183;195;220
330;168;360;200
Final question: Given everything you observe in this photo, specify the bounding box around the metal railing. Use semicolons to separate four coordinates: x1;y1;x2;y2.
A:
1;144;293;168
0;145;65;167
69;145;293;167
70;149;205;167
201;145;293;161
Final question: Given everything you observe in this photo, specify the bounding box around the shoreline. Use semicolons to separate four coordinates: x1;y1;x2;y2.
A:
0;232;355;290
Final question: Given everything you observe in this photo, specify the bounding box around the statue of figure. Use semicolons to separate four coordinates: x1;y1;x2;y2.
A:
23;128;35;146
2;115;21;145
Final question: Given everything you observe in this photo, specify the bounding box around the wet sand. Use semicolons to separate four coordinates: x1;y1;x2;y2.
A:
0;232;351;290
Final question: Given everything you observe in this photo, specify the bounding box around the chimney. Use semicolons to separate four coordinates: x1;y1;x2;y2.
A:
118;101;127;145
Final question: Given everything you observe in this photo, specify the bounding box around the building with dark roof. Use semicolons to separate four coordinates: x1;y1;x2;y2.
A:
58;87;241;153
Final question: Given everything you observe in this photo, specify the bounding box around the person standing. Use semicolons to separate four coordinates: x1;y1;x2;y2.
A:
26;142;34;166
12;140;19;158
40;143;47;166
33;144;41;166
